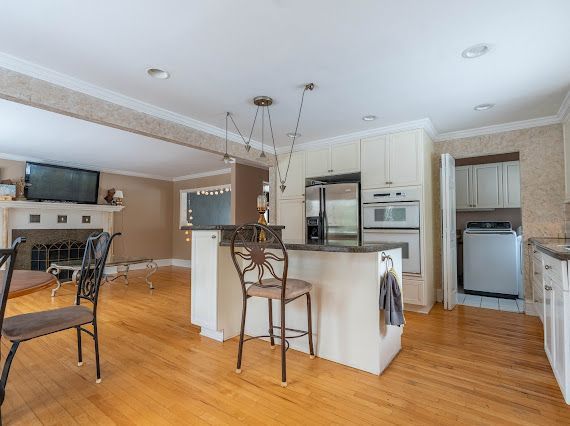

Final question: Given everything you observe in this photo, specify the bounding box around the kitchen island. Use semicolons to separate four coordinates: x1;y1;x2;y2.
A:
186;225;405;375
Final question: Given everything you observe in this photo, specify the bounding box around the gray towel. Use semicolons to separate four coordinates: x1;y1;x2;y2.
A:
379;269;405;326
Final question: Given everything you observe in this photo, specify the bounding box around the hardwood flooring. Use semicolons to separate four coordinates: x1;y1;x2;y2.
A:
2;267;568;425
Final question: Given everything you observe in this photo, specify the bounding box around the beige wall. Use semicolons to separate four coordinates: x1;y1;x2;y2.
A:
231;163;269;225
171;173;231;260
0;158;25;181
434;124;565;300
98;173;173;260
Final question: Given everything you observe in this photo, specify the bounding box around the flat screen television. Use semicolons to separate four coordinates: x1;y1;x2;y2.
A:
25;162;100;204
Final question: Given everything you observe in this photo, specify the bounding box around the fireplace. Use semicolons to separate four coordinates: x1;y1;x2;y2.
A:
12;229;103;274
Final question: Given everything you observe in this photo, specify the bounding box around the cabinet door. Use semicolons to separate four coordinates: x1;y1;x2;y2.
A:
306;148;331;178
388;130;421;187
455;166;472;209
331;141;360;175
361;135;389;189
277;151;305;199
472;163;503;208
544;276;555;365
191;231;219;329
278;198;305;243
502;161;521;208
554;283;566;385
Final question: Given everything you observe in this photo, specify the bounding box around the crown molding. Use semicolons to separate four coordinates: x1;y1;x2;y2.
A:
172;168;231;182
275;118;438;154
434;114;561;142
0;52;264;152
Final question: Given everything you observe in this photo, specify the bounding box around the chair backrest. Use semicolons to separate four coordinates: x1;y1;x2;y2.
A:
76;232;120;311
230;224;288;300
0;238;26;333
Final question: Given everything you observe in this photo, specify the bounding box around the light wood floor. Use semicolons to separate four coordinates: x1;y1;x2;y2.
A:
2;267;569;425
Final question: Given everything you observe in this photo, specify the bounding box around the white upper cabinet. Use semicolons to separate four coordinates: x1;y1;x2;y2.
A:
388;130;421;187
277;198;305;243
361;135;389;189
305;140;360;178
472;163;503;208
330;141;361;175
455;166;472;209
306;148;330;178
277;151;305;199
455;161;520;210
361;130;421;189
502;161;521;208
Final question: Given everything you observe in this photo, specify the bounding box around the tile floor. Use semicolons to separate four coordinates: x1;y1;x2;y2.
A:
457;293;525;313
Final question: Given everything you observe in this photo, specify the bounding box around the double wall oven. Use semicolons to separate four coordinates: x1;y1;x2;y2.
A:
362;187;421;274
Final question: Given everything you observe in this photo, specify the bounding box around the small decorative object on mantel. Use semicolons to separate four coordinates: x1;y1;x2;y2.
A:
104;188;116;204
15;177;27;201
257;194;268;242
112;190;124;206
0;183;16;201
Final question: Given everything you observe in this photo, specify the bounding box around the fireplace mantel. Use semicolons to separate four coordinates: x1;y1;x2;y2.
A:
0;201;124;248
0;201;124;213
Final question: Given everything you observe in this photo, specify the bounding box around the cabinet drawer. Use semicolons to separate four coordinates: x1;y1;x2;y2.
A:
532;256;543;282
533;281;544;323
543;255;565;288
531;245;542;263
402;278;424;306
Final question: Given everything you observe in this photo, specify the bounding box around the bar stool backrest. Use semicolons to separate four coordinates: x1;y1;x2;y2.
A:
0;238;25;333
230;224;288;300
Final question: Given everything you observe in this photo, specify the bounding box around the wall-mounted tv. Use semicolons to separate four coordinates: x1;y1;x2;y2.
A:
25;162;100;204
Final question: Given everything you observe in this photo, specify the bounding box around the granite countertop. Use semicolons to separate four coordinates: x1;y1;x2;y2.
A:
529;237;570;260
220;239;405;253
181;225;285;231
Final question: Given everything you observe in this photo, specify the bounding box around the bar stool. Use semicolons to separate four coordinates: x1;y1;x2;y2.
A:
230;223;314;387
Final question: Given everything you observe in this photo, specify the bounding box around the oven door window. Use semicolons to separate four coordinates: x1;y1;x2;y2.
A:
374;206;407;223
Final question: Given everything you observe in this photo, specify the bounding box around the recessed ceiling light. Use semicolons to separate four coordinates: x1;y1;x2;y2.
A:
362;115;377;121
286;132;301;138
462;44;491;59
146;68;170;79
474;103;495;111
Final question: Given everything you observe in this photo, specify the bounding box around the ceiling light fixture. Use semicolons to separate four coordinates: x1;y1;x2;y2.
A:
473;103;495;111
225;83;315;192
287;132;301;139
362;115;377;121
222;112;236;164
461;44;490;59
146;68;170;79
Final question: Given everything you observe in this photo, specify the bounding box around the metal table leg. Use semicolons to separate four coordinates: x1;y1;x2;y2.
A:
145;261;158;289
48;265;62;297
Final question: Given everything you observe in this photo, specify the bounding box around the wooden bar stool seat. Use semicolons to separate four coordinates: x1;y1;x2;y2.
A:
230;224;315;387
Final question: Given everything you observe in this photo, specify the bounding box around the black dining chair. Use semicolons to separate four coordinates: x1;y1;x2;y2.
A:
0;237;25;410
230;223;314;387
0;231;120;400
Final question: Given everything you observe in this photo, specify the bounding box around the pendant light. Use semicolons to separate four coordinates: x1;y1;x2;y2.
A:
226;83;315;192
223;112;236;164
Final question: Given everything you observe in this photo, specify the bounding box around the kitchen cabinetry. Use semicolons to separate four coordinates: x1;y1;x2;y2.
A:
305;140;360;178
455;161;520;210
277;198;305;243
531;245;570;404
278;151;306;199
361;130;420;189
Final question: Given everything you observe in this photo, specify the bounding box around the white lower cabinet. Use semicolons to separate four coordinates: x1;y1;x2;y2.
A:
277;198;305;243
536;248;570;404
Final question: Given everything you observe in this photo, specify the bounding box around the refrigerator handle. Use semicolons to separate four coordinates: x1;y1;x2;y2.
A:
322;187;327;240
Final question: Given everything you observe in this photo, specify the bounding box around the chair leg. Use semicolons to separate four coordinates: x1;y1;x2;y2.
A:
306;293;315;359
0;341;20;405
268;299;275;349
77;326;83;366
280;300;287;387
236;298;247;374
93;322;101;383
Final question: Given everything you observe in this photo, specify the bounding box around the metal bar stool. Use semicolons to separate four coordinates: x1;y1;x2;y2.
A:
230;223;314;387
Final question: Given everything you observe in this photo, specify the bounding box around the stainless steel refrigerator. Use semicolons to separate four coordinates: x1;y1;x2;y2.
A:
305;182;360;243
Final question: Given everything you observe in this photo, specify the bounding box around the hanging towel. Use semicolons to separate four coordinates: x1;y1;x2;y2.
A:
379;267;405;327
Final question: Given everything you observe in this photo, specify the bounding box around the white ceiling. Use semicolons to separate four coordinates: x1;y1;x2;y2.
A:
0;0;569;147
0;99;227;180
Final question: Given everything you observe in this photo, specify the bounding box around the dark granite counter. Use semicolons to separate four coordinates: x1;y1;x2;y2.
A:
220;239;404;253
181;225;285;231
529;237;570;260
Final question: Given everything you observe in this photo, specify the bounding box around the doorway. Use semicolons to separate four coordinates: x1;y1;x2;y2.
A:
441;153;524;313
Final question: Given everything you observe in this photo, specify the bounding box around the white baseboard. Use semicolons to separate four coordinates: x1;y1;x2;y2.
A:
436;288;443;303
404;301;435;314
171;258;191;268
525;301;539;317
109;258;191;271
